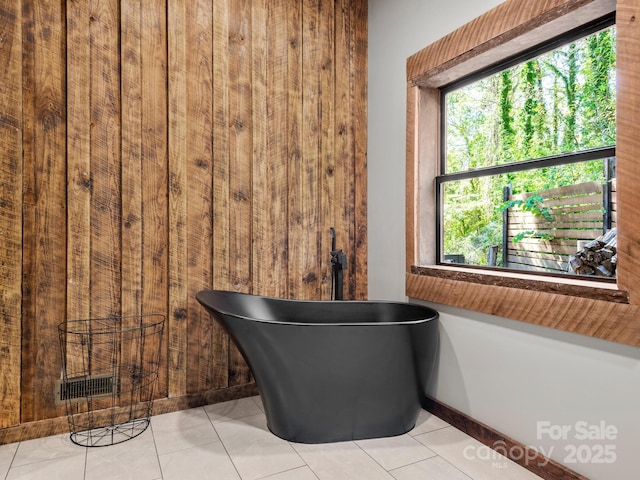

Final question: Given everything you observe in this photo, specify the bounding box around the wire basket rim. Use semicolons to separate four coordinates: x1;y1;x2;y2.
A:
58;313;165;335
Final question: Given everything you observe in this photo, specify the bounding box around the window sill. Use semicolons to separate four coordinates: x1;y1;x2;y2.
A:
406;267;640;347
410;265;628;304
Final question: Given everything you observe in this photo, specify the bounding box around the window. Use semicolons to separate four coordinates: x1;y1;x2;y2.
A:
406;0;640;348
438;18;616;279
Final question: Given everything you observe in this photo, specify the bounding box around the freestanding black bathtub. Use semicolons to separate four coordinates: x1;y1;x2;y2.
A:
196;290;439;444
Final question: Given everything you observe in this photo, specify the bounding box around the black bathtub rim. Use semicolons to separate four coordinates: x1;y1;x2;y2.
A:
195;289;439;327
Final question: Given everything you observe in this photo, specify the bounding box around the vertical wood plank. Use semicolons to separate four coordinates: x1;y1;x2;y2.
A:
292;0;322;300
65;0;94;402
121;0;143;320
140;0;168;397
405;83;418;271
20;0;67;422
263;0;290;298
66;0;92;323
416;88;440;266
89;0;121;319
212;2;231;291
212;0;231;388
228;0;253;294
614;0;640;302
227;0;253;385
352;0;368;299
334;0;355;299
85;0;121;416
252;0;289;299
185;0;216;393
167;0;188;397
319;0;336;300
251;0;269;296
0;0;23;428
287;0;303;299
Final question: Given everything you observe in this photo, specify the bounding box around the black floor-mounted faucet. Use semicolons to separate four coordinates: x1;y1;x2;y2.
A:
330;227;347;300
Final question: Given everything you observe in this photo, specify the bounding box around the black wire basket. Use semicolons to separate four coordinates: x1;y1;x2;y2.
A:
57;314;165;447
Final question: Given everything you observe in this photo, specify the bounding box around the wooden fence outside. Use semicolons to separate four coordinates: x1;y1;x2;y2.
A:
504;178;617;274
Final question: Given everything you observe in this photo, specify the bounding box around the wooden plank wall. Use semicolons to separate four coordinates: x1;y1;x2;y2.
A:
0;0;367;433
0;0;24;428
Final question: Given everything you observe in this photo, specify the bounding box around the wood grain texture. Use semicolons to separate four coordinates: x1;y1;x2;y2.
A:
264;0;289;299
227;0;253;386
86;0;122;420
319;0;336;300
251;0;270;298
167;0;188;398
20;0;67;423
140;0;169;398
211;0;231;388
287;0;304;298
334;0;353;299
66;0;92;324
614;0;640;302
405;84;417;274
407;272;640;346
121;0;143;320
3;0;367;437
411;266;626;303
290;0;322;300
89;0;122;320
413;87;440;267
407;0;615;87
185;0;216;394
64;0;93;416
0;0;23;428
352;0;368;300
406;0;640;346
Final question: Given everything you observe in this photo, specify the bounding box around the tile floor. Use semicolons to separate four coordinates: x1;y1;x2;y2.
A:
0;396;543;480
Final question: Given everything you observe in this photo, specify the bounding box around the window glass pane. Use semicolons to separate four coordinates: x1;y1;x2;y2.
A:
442;158;616;277
444;26;616;173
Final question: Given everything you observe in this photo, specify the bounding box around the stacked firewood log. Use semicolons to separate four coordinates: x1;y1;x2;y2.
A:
568;228;617;277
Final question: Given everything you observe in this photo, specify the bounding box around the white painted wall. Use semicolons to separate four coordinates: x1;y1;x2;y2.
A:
367;0;504;301
367;1;640;479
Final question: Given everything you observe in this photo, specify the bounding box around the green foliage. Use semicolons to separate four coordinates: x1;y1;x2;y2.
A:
500;195;555;243
442;26;616;266
500;195;554;222
511;230;554;244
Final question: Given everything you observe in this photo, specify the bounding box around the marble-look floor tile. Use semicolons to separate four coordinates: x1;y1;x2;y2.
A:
159;441;240;480
251;465;318;480
390;455;472;480
152;406;220;455
250;395;264;412
204;396;264;424
292;440;393;480
214;413;305;480
6;452;86;480
3;400;561;480
409;409;451;437
85;427;161;480
0;442;19;478
12;432;84;467
415;426;543;479
355;433;436;470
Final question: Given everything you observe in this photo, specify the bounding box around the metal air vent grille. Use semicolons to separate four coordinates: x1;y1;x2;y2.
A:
55;374;116;405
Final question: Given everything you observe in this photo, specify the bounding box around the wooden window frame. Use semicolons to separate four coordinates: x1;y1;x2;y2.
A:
406;0;640;347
